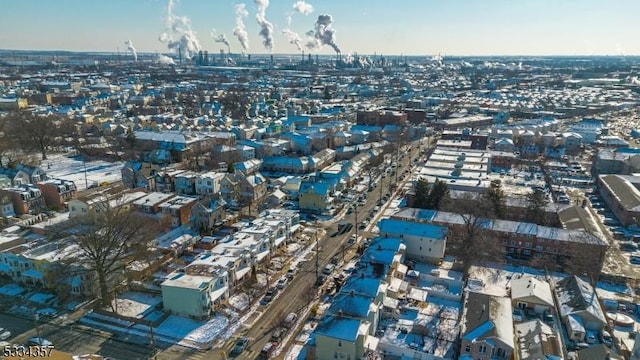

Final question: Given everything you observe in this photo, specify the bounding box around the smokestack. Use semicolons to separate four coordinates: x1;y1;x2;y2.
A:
302;50;305;62
248;54;251;61
179;45;183;64
270;54;273;63
220;49;224;61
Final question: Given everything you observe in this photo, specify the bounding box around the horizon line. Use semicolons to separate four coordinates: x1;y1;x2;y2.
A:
0;48;638;58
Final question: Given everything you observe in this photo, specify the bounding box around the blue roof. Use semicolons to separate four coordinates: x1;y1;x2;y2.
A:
329;292;372;318
378;218;447;240
340;277;382;299
315;317;361;342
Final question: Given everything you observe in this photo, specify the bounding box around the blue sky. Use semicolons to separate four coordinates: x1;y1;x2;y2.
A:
1;0;639;56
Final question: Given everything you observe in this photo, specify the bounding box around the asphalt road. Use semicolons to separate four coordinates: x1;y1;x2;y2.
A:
1;312;158;360
215;139;425;360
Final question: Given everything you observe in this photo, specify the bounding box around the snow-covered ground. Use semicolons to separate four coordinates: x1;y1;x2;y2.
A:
111;291;162;319
44;154;124;191
229;293;250;312
256;273;268;288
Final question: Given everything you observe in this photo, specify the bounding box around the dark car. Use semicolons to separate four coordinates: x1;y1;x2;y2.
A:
229;337;249;357
261;288;278;305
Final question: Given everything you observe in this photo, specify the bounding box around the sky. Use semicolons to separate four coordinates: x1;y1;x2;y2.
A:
1;0;639;56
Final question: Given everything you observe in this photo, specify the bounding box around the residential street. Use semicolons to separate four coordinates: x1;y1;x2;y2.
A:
202;140;425;360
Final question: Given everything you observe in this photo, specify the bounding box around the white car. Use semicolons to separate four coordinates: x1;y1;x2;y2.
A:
0;330;11;341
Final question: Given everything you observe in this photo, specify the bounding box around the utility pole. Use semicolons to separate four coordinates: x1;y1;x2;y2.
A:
315;233;319;283
83;158;89;190
34;311;41;342
150;322;157;359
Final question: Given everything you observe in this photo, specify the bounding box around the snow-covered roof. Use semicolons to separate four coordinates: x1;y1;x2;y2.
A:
510;277;554;308
555;275;607;326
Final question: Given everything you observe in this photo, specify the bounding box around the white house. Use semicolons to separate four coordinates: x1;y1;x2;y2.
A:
377;218;447;263
161;268;229;319
195;172;224;196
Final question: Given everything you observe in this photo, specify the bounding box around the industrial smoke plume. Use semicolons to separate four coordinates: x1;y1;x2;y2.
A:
157;54;175;65
233;4;250;53
293;0;314;15
254;0;274;51
124;40;138;62
158;0;202;60
282;29;302;51
283;0;314;52
306;14;341;54
214;33;231;52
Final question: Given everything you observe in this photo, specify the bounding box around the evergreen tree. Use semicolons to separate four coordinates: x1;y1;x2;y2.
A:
526;189;549;225
413;178;430;209
484;180;506;218
426;178;450;210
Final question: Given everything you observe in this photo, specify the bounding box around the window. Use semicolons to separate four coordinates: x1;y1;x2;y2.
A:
428;248;431;252
465;345;470;352
478;345;487;354
338;340;342;347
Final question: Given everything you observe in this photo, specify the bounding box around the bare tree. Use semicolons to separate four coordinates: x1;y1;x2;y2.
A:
4;112;68;160
442;192;504;275
56;205;158;307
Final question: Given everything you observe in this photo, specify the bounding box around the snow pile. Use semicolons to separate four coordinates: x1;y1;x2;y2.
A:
229;293;250;312
183;314;228;344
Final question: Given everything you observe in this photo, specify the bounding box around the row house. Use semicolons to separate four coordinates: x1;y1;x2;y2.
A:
309;149;337;172
195;172;225;196
391;208;608;279
1;185;45;215
160;266;229;319
0;238;94;297
0;194;15;218
239;173;268;206
190;197;227;231
121;162;161;189
174;171;198;195
234;159;262;176
261;156;310;174
131;192;176;216
0;165;47;186
68;188;147;219
153;169;186;193
37;179;77;210
219;174;241;205
157;195;198;228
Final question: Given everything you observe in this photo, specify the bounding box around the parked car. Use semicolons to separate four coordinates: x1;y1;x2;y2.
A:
229;337;250;357
630;255;640;265
261;288;278;305
0;329;11;341
270;327;287;342
323;264;336;275
276;278;287;290
260;342;277;359
286;268;297;279
348;234;357;244
283;312;298;328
